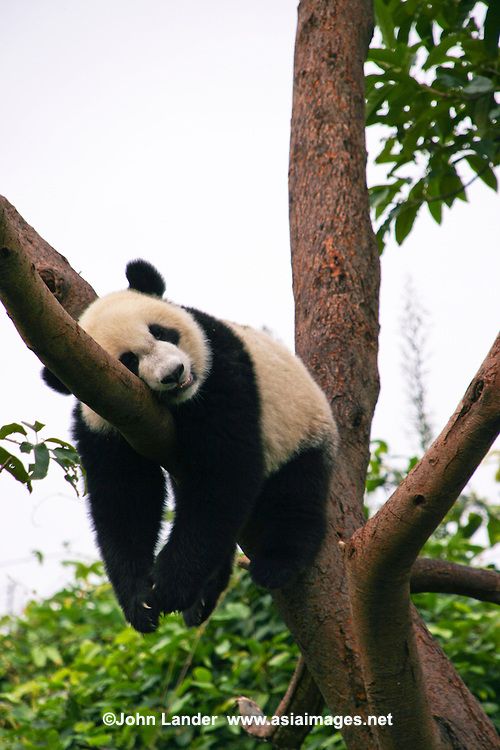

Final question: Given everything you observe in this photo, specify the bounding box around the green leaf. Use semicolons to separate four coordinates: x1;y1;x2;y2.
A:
395;202;420;244
473;95;493;132
374;137;398;165
423;36;458;69
0;446;32;488
45;437;77;448
366;86;389;124
434;72;462;90
473;138;497;161
29;443;50;480
489;105;500;121
20;441;34;454
31;646;47;668
487;515;500;546
484;2;500;58
374;0;395;47
369;186;391;209
22;420;45;433
51;446;80;469
415;16;434;47
440;171;466;205
268;652;289;667
463;76;495;96
86;735;113;747
32;549;44;564
461;512;483;539
465;155;498;191
427;199;443;224
396;16;412;45
0;422;27;439
45;646;63;665
368;48;400;66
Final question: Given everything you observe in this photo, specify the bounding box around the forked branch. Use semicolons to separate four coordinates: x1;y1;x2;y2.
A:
346;334;500;749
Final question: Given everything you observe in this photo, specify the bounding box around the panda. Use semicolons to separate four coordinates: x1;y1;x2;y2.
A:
43;260;338;633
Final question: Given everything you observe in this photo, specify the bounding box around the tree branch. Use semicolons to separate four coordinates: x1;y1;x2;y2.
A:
237;656;324;747
351;336;500;574
237;555;325;746
346;335;500;749
0;239;178;476
411;558;500;604
0;196;96;318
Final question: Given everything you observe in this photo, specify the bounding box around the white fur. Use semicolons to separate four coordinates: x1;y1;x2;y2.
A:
227;323;338;476
78;290;211;430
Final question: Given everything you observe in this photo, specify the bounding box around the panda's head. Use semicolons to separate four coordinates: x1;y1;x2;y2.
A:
76;260;211;422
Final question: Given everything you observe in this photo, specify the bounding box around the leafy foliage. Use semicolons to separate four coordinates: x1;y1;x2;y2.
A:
367;0;500;250
0;443;497;747
0;563;344;749
0;422;81;494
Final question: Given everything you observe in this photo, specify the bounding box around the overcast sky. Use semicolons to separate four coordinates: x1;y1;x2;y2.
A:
1;0;498;612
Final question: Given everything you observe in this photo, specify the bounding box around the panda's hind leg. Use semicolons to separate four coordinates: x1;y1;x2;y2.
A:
249;446;332;591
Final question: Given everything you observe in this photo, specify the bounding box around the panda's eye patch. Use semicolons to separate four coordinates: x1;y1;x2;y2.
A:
119;351;139;376
148;324;180;345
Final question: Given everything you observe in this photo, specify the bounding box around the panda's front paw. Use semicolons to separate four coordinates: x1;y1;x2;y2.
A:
149;576;197;616
182;594;217;627
122;582;160;633
181;560;232;627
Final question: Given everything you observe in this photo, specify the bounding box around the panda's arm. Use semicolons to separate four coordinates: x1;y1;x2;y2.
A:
149;431;264;616
73;408;166;633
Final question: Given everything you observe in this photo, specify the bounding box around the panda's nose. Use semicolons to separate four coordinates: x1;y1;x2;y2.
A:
161;363;185;385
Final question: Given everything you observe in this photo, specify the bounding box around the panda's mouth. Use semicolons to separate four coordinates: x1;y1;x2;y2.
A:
178;374;194;390
163;373;195;394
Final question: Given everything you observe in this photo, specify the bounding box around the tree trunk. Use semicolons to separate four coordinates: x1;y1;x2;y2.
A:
283;1;499;749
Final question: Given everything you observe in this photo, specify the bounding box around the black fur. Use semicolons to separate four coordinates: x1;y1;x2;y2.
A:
44;279;332;633
41;367;71;395
73;409;166;633
126;259;166;297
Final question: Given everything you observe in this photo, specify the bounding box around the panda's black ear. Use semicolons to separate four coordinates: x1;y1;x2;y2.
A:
41;367;72;395
126;260;166;297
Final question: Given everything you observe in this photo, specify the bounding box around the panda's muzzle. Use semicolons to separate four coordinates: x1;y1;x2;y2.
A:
161;364;194;393
161;363;185;386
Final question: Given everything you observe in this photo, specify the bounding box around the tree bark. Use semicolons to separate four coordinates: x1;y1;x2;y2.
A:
411;559;500;604
0;196;96;318
283;1;499;749
274;1;380;746
345;338;499;750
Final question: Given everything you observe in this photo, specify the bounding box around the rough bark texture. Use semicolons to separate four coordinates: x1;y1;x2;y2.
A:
350;336;500;574
0;196;96;318
281;1;499;749
411;558;500;604
252;1;382;747
345;335;500;750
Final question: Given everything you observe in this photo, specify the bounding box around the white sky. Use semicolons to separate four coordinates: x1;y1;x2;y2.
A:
1;0;498;612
